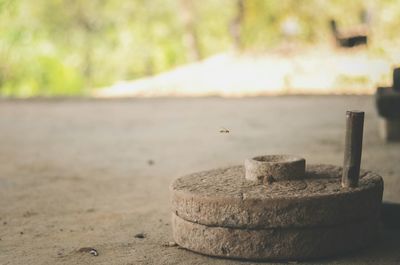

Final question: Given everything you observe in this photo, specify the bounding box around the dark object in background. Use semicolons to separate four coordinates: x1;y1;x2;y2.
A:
329;20;367;48
375;68;400;141
393;68;400;92
381;202;400;229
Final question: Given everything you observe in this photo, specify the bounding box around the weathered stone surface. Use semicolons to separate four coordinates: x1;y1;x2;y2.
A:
245;155;305;182
171;164;383;228
172;213;380;261
375;87;400;119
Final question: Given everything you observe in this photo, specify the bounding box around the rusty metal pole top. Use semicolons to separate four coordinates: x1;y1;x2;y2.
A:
342;111;365;188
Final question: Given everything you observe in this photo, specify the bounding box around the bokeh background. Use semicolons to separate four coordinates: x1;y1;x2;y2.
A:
1;0;400;97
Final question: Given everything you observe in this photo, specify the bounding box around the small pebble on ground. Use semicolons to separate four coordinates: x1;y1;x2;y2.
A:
78;247;98;257
134;233;146;239
162;242;178;247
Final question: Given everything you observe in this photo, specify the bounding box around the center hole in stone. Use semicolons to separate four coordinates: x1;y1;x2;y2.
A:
253;155;297;163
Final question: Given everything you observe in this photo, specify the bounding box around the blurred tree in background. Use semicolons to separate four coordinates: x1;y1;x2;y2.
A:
0;0;399;97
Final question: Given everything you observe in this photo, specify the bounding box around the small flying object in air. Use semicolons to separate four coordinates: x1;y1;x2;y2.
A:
219;127;230;133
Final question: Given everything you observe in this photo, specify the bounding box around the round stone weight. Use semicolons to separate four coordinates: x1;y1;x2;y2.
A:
171;164;383;228
172;213;379;261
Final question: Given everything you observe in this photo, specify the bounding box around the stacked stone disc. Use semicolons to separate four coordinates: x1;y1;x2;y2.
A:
170;155;383;261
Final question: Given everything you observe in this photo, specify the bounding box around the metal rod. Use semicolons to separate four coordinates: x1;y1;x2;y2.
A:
342;111;364;188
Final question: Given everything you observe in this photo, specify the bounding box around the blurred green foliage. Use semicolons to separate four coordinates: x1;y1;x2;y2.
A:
0;0;400;97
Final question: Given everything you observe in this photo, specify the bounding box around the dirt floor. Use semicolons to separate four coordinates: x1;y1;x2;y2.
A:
0;96;399;265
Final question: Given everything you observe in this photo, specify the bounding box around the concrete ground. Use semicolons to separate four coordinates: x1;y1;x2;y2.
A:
0;96;399;265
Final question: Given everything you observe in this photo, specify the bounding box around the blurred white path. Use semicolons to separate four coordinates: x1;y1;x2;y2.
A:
94;46;394;97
